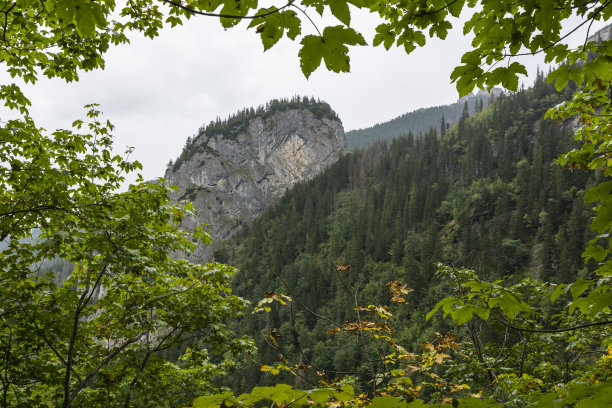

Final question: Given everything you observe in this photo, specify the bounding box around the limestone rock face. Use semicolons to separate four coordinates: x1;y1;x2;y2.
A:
164;107;347;261
587;23;612;43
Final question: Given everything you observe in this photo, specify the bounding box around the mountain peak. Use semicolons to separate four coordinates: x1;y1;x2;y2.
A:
165;98;347;261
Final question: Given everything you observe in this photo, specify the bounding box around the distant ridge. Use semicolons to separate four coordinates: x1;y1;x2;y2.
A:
346;89;502;150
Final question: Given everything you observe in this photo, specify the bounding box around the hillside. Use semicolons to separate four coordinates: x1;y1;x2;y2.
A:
345;89;502;150
217;73;595;393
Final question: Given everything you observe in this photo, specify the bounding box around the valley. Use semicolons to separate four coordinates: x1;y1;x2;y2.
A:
166;70;601;401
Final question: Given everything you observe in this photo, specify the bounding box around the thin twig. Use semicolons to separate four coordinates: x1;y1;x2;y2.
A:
2;3;16;43
498;319;612;333
159;0;292;20
16;301;83;383
413;0;459;18
290;4;322;37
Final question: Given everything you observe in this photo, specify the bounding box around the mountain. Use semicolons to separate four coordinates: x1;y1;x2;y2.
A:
345;88;502;150
164;97;348;261
587;23;612;43
218;72;594;392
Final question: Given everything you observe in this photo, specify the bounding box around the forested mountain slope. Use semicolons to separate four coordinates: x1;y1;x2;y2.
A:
219;73;599;392
164;96;347;261
345;89;501;150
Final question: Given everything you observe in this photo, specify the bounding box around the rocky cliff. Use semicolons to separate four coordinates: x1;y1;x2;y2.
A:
164;99;348;261
587;23;612;43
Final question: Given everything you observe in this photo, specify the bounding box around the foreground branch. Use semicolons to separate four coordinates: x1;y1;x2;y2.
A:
499;319;612;333
159;0;292;19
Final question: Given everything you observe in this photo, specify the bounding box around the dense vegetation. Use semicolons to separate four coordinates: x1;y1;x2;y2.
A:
171;96;339;171
4;0;612;406
0;106;253;407
215;72;603;397
345;92;493;150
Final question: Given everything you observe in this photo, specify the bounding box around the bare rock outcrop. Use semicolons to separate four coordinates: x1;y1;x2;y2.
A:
164;101;347;261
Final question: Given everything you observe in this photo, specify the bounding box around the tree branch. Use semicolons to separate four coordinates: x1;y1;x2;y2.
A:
1;3;16;43
500;0;611;59
16;301;83;383
159;0;292;20
69;331;146;403
290;4;322;37
414;0;458;18
498;319;612;333
1;324;11;407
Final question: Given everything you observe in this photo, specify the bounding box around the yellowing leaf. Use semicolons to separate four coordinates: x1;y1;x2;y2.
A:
260;364;280;375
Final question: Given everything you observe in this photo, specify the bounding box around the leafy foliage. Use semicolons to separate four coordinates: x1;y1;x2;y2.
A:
2;0;611;97
0;95;253;406
299;26;366;77
192;383;356;407
423;262;612;405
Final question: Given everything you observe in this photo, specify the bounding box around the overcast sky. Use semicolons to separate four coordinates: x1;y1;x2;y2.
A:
4;8;609;184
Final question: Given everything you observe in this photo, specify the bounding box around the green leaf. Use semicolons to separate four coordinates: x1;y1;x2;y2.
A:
456;398;504;407
249;9;301;51
307;389;334;404
534;0;553;36
451;63;482;96
334;385;355;401
370;396;408;408
90;3;108;28
451;305;475;325
266;384;299;404
547;64;584;91
321;26;366;72
373;24;395;50
328;0;351;26
580;291;612;318
427;296;459;321
498;291;530;319
550;284;566;303
299;35;324;77
584;57;612;85
192;391;234;407
283;12;301;40
56;0;76;26
583;244;608;263
569;278;594;300
585;181;612;205
75;3;98;38
429;21;452;40
464;280;493;292
473;306;490;321
299;26;365;77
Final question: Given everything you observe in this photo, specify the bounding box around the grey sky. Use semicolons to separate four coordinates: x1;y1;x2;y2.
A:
3;9;607;184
